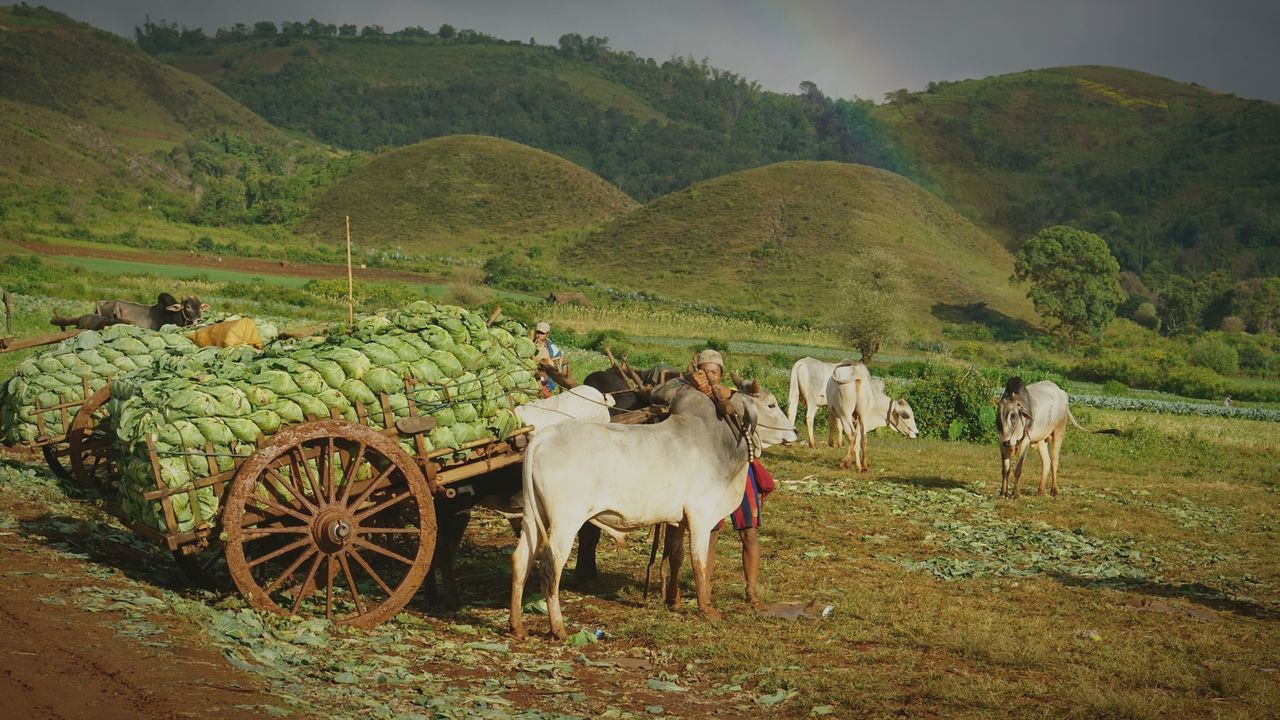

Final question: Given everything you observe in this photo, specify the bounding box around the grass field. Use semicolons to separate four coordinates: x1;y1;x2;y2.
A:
0;391;1275;718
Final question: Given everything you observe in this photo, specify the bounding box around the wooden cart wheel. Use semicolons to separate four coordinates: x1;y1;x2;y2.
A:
41;443;74;482
68;385;117;490
223;420;436;629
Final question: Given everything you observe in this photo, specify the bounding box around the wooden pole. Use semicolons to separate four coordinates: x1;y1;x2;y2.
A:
345;215;354;327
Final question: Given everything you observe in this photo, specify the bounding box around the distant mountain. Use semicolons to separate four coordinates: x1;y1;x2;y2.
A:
562;161;1035;328
159;30;902;202
874;66;1280;277
0;4;338;227
302;135;638;253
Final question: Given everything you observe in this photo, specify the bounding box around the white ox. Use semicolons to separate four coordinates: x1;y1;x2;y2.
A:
515;385;614;428
509;381;796;639
996;378;1088;498
826;362;918;471
787;357;844;448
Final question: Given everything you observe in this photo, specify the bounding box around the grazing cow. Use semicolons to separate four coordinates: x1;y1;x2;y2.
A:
425;386;617;607
509;381;796;639
94;293;208;331
49;313;120;331
787;357;846;447
996;377;1092;498
827;362;919;471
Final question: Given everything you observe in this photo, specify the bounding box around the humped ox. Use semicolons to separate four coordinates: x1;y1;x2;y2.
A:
510;379;796;640
424;385;616;607
826;361;919;471
94;293;208;331
787;356;843;448
996;377;1095;498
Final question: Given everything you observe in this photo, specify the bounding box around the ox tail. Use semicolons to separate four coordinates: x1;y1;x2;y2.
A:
50;315;77;329
520;438;556;591
786;362;802;426
1066;407;1121;435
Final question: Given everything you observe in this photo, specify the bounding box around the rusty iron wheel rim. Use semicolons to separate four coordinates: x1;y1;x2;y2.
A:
223;420;436;629
68;385;117;490
41;443;74;482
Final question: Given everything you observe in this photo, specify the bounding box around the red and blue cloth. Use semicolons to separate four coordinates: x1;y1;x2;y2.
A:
717;460;775;531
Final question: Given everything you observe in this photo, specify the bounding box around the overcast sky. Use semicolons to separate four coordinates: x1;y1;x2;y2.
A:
38;0;1280;103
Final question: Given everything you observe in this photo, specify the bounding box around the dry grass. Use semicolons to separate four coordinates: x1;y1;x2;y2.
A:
462;406;1280;718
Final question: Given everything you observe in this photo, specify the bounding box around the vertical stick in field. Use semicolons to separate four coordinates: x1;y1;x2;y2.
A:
345;215;354;327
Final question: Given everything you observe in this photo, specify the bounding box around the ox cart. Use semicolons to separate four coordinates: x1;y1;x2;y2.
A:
74;372;663;630
0;327;116;486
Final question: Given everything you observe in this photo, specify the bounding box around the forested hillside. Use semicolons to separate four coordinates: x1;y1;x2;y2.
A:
875;66;1280;278
155;23;908;202
0;5;349;229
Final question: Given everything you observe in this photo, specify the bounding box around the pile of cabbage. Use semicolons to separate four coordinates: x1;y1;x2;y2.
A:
109;302;540;534
0;318;280;445
1;324;201;444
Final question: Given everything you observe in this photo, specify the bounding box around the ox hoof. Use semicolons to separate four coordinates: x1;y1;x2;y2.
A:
839;460;851;470
510;625;527;641
701;607;723;622
550;627;568;642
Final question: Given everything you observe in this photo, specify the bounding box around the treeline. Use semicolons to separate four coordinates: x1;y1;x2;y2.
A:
141;131;359;227
139;21;908;200
136;17;522;55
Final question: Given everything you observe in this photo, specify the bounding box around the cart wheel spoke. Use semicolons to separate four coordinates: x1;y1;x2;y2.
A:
289;448;326;507
247;490;312;525
264;547;318;595
325;556;335;621
324;437;338;505
247;537;314;569
346;464;395;515
353;490;412;523
291;552;325;615
337;551;367;616
337;444;367;505
352;536;415;567
240;525;309;541
266;466;317;513
356;526;419;534
348;546;394;596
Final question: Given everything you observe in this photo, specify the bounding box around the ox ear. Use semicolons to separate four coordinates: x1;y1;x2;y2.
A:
199;303;210;311
165;303;182;312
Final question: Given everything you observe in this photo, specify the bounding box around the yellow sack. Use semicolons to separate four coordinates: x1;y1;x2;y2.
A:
188;318;263;349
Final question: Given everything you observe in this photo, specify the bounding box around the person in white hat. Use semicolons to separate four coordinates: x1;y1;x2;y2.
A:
532;321;567;395
673;346;775;606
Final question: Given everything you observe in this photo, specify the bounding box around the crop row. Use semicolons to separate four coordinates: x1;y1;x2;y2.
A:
1070;393;1280;422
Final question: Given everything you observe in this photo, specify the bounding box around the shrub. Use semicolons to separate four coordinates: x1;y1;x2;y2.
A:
585;329;633;357
767;352;792;369
903;365;997;443
885;360;929;379
443;283;493;308
1220;315;1245;333
1132;302;1160;331
1188;336;1239;376
1101;380;1128;396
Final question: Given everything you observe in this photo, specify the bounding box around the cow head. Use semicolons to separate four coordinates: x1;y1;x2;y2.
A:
887;398;919;438
732;380;797;452
996;377;1032;448
166;294;211;325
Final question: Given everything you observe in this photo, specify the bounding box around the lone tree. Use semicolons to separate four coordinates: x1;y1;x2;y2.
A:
836;248;907;364
1013;225;1123;343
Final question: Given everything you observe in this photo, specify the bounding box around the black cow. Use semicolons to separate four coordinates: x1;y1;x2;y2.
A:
50;313;121;330
95;293;208;331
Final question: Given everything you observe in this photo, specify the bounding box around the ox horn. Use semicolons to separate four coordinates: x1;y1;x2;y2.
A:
750;379;761;395
730;370;743;388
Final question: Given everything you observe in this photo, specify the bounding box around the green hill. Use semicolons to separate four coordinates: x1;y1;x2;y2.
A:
158;29;899;201
875;66;1280;276
0;4;340;229
302;135;638;252
562;161;1036;329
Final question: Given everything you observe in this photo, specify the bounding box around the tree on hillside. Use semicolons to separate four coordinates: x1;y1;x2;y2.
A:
835;248;908;364
1013;225;1124;343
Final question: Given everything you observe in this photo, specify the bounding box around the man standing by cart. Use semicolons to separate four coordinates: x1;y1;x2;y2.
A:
668;348;776;607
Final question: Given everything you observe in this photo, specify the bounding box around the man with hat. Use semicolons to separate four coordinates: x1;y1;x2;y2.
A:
532;321;567;395
674;347;775;606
